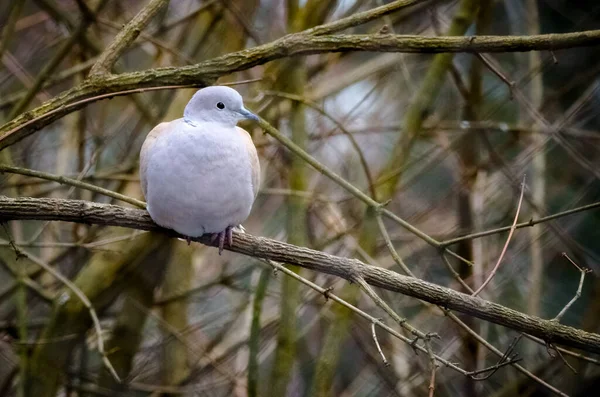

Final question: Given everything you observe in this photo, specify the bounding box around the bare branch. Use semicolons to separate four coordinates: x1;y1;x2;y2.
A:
466;336;522;381
0;164;146;208
89;0;170;76
553;253;592;323
371;322;389;366
261;90;378;200
262;258;463;373
306;0;421;36
472;176;526;296
3;29;600;148
6;240;120;382
441;200;600;247
1;196;600;354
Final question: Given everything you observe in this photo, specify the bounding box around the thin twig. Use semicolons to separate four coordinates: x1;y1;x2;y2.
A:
472;175;526;296
524;333;600;365
371;322;389;366
262;90;378;200
474;53;516;99
553;253;591;323
376;209;530;390
0;164;146;208
261;258;466;374
441;200;600;247
374;200;566;392
427;341;437;397
441;253;474;293
546;342;578;374
89;0;170;75
96;17;196;64
257;118;460;260
467;335;522;380
127;300;240;384
468;357;522;380
222;77;264;86
4;239;120;382
446;311;568;397
258;188;334;203
375;212;412;274
354;275;436;342
1;84;206;149
162;0;219;30
9;0;110;119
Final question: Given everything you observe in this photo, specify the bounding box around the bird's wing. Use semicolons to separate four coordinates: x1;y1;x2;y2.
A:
237;126;260;198
140;122;170;199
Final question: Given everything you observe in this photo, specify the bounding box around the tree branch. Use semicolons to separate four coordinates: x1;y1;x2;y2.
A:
89;0;170;76
1;195;599;355
2;29;600;149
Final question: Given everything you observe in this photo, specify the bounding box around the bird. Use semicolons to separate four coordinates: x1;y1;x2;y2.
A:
139;86;260;254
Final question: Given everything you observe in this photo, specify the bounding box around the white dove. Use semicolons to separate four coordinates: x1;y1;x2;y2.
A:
140;86;260;254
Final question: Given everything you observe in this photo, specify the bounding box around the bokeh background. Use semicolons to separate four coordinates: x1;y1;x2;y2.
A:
1;0;600;396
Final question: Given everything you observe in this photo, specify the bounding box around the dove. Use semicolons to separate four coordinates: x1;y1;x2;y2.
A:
140;86;260;254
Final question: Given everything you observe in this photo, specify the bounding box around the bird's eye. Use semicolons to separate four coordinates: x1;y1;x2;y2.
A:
216;102;225;110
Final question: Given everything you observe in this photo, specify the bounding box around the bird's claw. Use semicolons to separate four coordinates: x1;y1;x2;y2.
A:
227;226;233;247
211;226;234;255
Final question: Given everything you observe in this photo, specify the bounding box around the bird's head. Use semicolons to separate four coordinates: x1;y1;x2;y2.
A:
183;86;258;126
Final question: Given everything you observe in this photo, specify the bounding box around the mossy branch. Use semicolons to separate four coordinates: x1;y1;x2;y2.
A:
89;0;169;76
2;29;600;149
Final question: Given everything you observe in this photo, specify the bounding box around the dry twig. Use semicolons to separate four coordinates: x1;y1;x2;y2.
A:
472;176;526;296
0;228;121;383
553;253;591;323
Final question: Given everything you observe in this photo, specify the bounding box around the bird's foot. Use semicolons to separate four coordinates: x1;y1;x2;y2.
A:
210;226;234;255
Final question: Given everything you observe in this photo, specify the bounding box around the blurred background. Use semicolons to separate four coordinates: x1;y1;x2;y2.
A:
1;0;600;396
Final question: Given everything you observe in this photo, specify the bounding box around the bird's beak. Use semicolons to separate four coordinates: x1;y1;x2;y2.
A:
238;107;259;121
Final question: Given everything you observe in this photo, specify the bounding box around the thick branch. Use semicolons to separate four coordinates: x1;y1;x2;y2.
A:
1;196;599;355
2;30;600;149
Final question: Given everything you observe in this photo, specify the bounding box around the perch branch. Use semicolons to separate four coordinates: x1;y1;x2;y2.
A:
1;196;600;355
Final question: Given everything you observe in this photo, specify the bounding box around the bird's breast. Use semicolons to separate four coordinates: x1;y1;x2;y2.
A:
145;128;255;235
